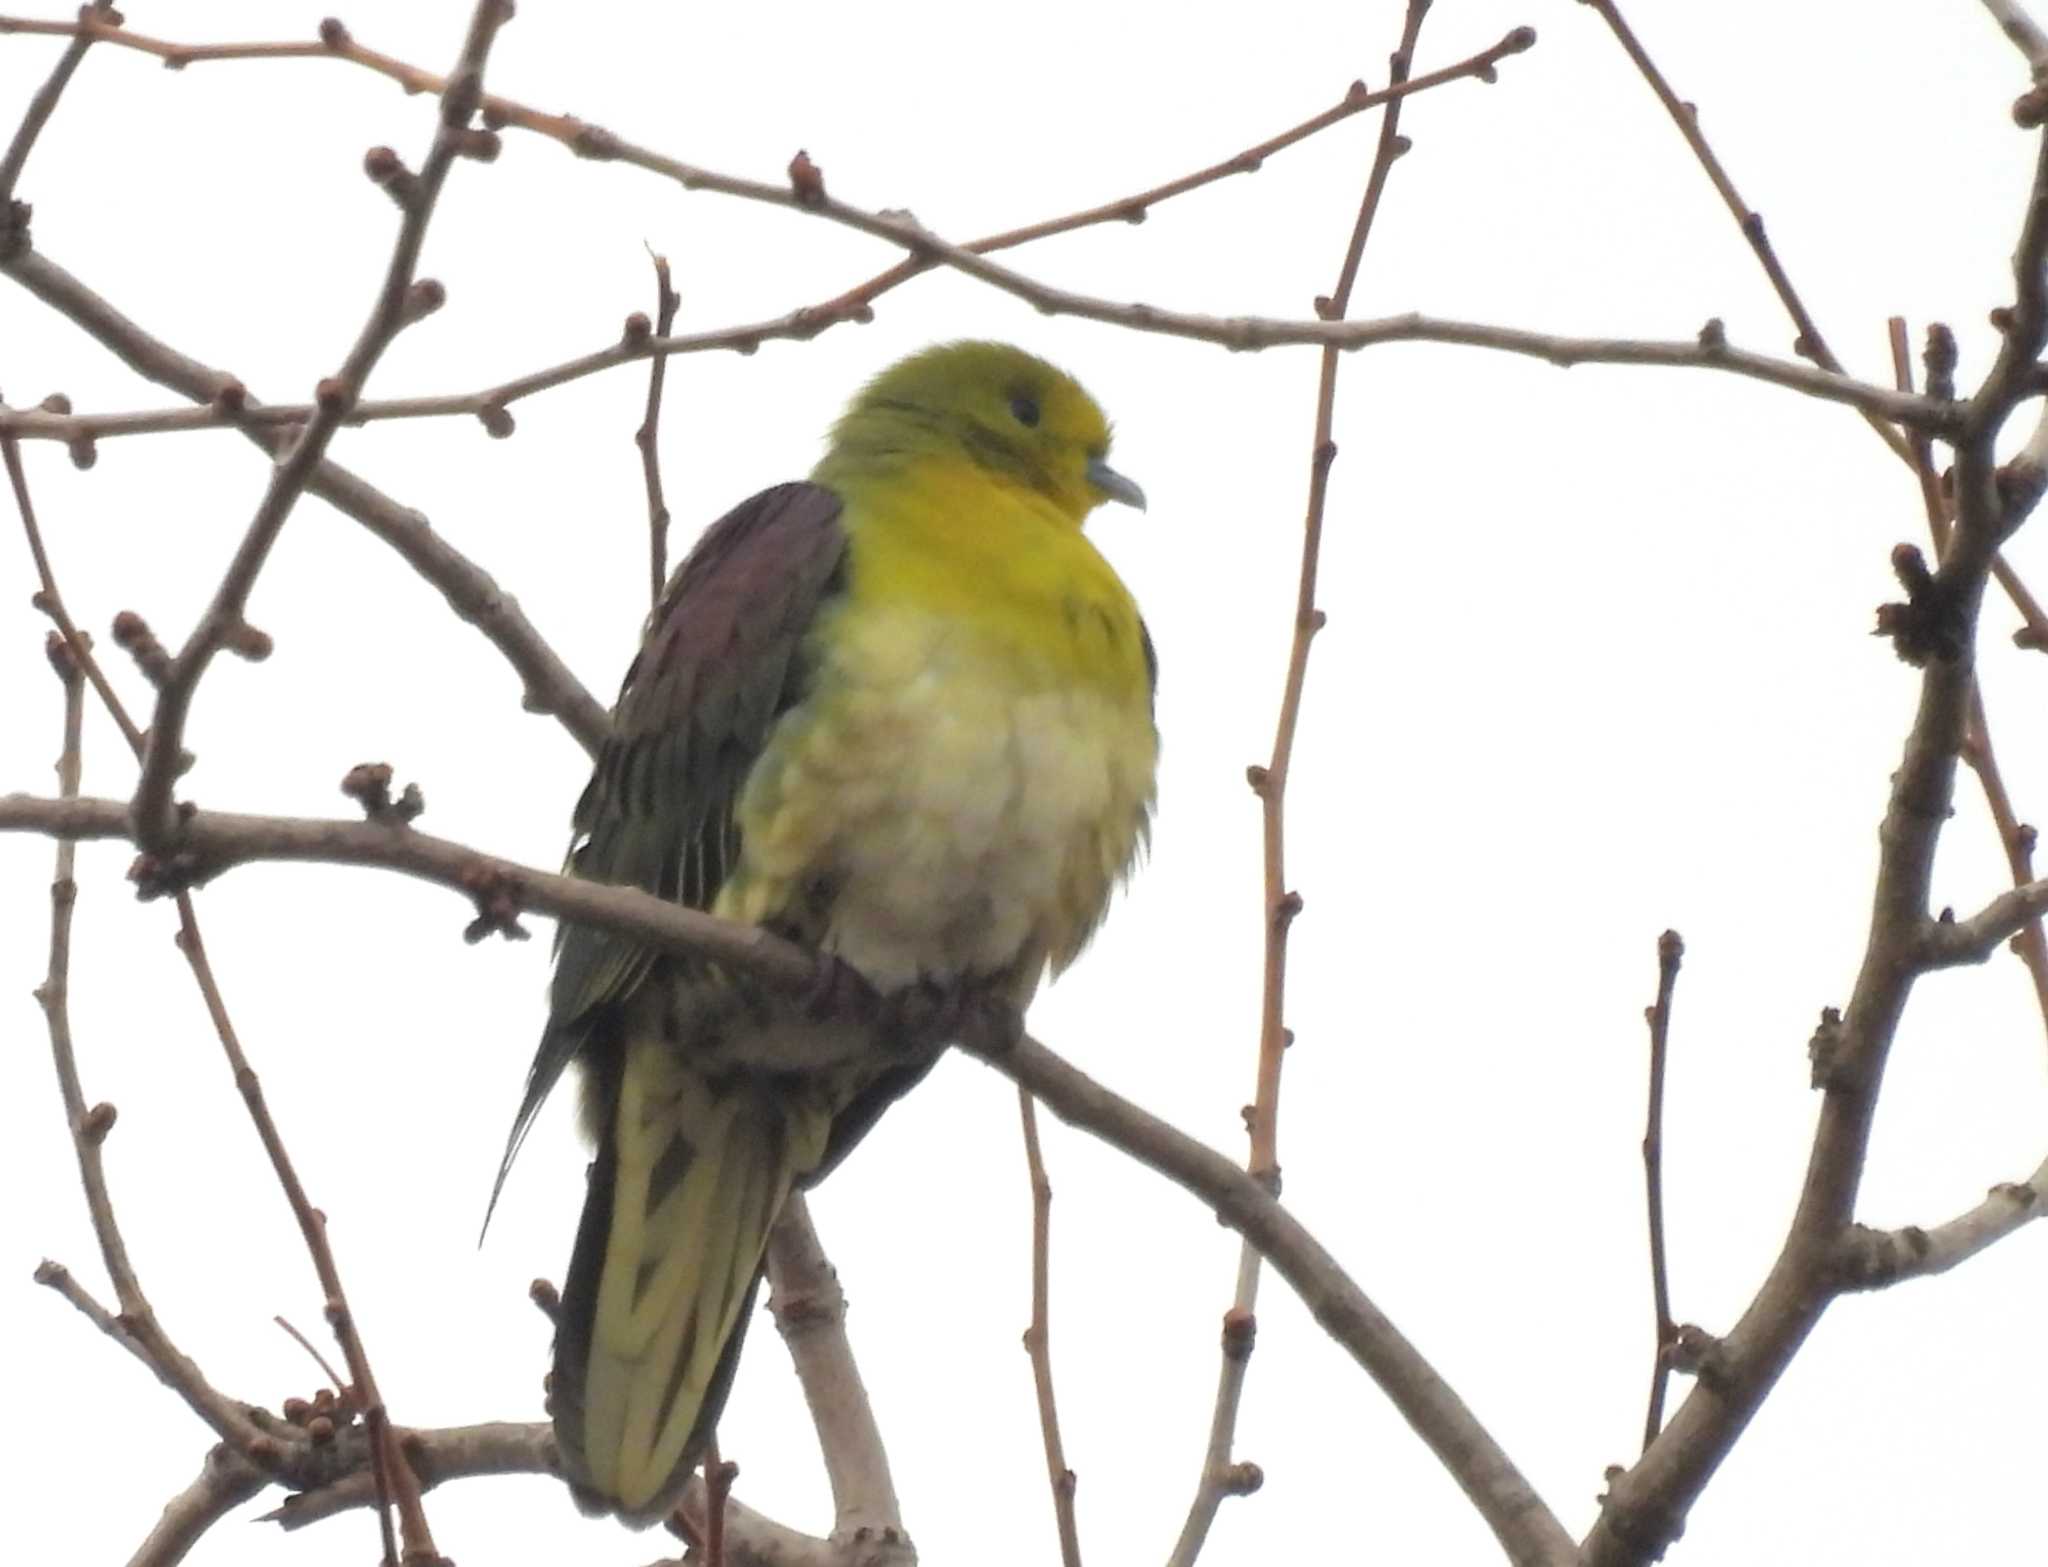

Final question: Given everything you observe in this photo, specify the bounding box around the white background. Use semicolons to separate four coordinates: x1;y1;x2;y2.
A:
4;3;2046;1564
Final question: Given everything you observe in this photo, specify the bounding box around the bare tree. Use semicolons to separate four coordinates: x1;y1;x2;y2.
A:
5;3;2047;1565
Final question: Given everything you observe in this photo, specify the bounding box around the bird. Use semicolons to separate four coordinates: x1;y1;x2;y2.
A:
490;339;1158;1524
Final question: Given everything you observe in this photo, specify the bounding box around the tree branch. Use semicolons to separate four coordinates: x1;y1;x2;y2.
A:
1583;117;2048;1567
1981;0;2048;80
1172;4;1430;1560
129;1447;269;1567
637;249;682;607
1637;930;1684;1454
0;0;111;214
1834;1157;2048;1288
127;0;514;850
0;785;1575;1566
1;246;610;757
764;1194;908;1554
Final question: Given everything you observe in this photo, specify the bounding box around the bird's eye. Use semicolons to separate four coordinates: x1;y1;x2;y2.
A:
1009;394;1041;428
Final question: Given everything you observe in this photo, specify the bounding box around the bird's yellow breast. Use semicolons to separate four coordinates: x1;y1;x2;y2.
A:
720;461;1157;992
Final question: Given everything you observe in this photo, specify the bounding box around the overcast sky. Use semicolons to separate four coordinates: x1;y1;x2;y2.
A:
4;3;2047;1564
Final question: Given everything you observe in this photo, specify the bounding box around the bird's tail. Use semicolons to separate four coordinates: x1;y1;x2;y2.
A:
552;1033;830;1523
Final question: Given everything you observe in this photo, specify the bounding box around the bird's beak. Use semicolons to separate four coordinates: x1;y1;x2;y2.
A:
1086;456;1147;512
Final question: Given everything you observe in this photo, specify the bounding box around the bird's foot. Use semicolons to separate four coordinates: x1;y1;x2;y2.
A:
876;975;1022;1055
803;951;882;1024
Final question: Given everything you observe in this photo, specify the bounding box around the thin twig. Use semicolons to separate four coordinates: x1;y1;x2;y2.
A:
0;786;1575;1566
0;248;610;754
1016;1089;1081;1567
171;902;424;1566
703;1445;739;1567
1585;124;2048;1567
1172;8;1429;1561
637;249;682;606
274;1315;348;1398
1833;1155;2048;1286
1981;0;2048;79
3;425;145;751
1638;929;1684;1455
1889;317;2048;1041
128;0;514;850
0;10;1531;274
0;0;110;209
1580;0;2048;647
15;451;272;1462
0;25;1535;456
1;302;1941;446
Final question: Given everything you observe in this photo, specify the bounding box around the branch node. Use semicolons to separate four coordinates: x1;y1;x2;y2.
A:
440;66;485;129
362;146;419;211
2015;85;2048;128
110;609;170;686
1221;1460;1265;1496
622;310;652;343
66;434;95;470
453;126;501;163
315;376;355;417
42;627;84;682
399;277;446;328
1666;1323;1732;1389
477;403;515;439
317;17;350;50
1806;1005;1849;1092
460;864;529;942
37;391;71;415
569;122;621;160
212;378;248;415
1873;542;1964;666
529;1277;561;1323
224;619;274;662
789;148;828;209
1923;323;1958;401
80;1100;116;1145
128;849;204;900
1220;1306;1257;1361
1696;317;1726;353
341;762;425;825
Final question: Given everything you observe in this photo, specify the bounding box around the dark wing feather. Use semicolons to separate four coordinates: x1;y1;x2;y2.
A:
484;482;848;1227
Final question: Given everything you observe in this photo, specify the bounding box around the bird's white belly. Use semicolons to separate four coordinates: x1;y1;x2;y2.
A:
728;608;1153;996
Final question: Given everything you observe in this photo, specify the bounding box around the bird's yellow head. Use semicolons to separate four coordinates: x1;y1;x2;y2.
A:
819;340;1145;527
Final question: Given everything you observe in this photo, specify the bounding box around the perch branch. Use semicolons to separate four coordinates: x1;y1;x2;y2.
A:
0;786;1575;1566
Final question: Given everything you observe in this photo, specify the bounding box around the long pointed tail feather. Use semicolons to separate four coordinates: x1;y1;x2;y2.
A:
552;1034;827;1523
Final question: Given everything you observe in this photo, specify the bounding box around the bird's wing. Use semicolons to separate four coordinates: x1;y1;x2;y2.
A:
486;481;848;1221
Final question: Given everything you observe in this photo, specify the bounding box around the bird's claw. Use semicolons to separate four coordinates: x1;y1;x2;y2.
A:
804;951;881;1023
875;976;1022;1054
